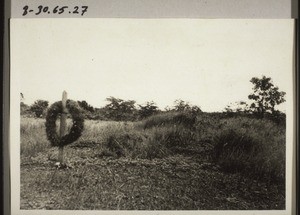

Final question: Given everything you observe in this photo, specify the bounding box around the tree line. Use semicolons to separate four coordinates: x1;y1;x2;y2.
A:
21;75;286;123
21;97;201;121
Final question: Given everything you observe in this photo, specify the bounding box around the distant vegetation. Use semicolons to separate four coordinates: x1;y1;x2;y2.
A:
21;75;286;125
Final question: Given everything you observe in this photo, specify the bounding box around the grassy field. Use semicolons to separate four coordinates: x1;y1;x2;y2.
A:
20;113;286;210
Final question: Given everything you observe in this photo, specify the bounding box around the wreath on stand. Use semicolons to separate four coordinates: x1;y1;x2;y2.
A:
45;100;84;147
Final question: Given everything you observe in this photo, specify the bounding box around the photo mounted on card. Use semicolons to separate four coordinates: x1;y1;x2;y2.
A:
9;0;295;213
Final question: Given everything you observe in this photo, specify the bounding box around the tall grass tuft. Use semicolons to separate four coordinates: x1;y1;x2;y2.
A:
101;123;149;158
142;125;197;158
21;118;50;157
102;122;197;159
212;117;285;182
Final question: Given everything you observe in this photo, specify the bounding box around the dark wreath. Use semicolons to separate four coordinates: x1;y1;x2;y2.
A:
45;100;84;147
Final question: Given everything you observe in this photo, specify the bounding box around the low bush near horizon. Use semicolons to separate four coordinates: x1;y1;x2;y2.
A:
140;111;197;130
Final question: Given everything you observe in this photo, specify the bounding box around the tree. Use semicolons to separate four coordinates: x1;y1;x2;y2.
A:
20;102;30;115
30;100;49;118
104;97;137;121
78;100;95;112
173;99;202;114
138;101;159;119
173;99;191;112
248;76;286;117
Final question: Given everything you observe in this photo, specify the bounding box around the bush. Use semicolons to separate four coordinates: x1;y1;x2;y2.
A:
213;129;264;172
102;123;148;158
212;117;285;182
265;111;286;126
102;122;197;159
141;111;197;130
30;100;49;118
144;125;197;157
194;113;224;147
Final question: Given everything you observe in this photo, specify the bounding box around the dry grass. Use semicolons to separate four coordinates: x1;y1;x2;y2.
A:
21;118;119;158
20;115;286;210
21;118;50;157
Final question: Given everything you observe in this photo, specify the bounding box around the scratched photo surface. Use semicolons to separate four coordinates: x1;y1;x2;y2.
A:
11;19;294;212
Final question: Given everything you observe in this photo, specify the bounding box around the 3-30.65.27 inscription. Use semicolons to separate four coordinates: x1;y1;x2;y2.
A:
22;5;88;16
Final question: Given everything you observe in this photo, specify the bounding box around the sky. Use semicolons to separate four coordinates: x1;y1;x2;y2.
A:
11;19;294;112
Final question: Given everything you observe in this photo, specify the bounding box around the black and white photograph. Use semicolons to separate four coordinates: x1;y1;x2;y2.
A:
10;19;294;213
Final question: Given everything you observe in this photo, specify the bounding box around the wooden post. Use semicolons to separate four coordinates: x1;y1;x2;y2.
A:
58;91;67;164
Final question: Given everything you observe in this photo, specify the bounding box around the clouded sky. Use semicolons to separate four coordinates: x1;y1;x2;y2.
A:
11;19;294;112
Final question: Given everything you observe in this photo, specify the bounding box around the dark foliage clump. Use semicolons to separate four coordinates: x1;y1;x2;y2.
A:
30;100;49;118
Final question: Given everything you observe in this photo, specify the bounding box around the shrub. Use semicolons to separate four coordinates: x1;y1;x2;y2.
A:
138;101;159;119
141;111;197;130
143;125;196;156
265;111;286;126
212;117;285;182
30;100;49;118
102;122;197;159
142;128;170;159
213;129;264;172
102;123;148;158
194;113;224;147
